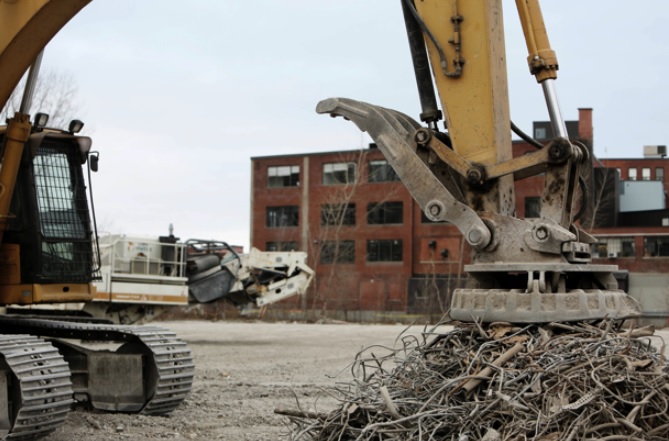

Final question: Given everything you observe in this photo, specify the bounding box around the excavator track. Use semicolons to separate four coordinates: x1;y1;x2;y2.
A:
127;326;195;415
0;317;194;416
0;335;72;441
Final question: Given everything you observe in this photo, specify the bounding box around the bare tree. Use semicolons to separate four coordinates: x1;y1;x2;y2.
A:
1;70;81;129
583;166;618;230
307;152;364;315
307;150;404;317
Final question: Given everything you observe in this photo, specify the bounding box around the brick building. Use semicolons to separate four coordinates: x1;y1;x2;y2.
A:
251;109;669;323
251;146;466;321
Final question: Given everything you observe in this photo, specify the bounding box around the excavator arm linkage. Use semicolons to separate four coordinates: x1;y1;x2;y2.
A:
319;0;641;323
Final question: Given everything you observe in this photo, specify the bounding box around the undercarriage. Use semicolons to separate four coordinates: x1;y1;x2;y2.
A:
0;317;194;439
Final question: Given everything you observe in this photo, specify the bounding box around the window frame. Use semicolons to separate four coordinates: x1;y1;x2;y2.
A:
268;165;300;188
592;237;635;258
367;201;404;225
320;203;356;226
656;167;664;182
644;236;669;257
266;205;299;228
322;162;356;185
368;159;400;183
367;239;403;263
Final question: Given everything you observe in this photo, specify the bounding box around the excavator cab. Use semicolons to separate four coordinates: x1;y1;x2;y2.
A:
0;122;98;305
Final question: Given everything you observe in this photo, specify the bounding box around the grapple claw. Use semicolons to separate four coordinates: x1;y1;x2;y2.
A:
317;97;491;249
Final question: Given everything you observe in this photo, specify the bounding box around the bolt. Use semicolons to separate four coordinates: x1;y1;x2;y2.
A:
549;144;562;160
535;226;549;241
467;168;483;185
468;228;483;245
414;129;431;145
548;139;574;163
428;203;441;217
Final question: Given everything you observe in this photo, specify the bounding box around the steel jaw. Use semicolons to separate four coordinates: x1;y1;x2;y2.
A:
316;97;491;250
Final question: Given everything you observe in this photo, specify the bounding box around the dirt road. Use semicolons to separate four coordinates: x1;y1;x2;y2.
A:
50;320;431;440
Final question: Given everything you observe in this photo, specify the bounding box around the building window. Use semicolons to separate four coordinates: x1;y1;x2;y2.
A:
592;237;635;258
320;240;355;264
368;160;400;183
266;206;299;227
644;236;669;257
323;162;356;185
367;239;403;262
615;168;621;178
524;197;541;218
642;167;651;181
656;167;664;181
266;241;298;252
268;165;299;187
321;203;355;226
534;127;546;139
367;201;403;225
628;168;637;181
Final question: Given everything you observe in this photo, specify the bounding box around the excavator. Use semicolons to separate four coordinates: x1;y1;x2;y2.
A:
318;0;640;324
0;0;645;439
0;1;315;439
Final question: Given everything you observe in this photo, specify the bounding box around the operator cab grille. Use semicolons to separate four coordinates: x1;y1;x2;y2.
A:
34;140;98;283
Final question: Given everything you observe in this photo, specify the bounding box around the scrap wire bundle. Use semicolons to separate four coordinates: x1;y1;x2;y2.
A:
281;321;669;440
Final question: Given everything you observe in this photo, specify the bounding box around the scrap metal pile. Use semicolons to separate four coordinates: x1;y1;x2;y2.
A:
279;321;669;440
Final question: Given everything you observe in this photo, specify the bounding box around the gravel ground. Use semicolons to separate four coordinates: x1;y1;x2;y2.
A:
49;320;431;440
47;320;669;440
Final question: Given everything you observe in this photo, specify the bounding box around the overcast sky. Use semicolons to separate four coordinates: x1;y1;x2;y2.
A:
36;1;669;250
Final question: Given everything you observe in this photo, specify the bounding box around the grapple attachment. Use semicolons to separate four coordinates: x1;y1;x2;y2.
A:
317;97;641;324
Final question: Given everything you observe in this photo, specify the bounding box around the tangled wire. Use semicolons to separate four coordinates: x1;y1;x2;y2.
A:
277;321;669;440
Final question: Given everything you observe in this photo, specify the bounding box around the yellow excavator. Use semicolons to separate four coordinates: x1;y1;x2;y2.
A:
0;0;645;439
318;0;640;324
0;2;191;439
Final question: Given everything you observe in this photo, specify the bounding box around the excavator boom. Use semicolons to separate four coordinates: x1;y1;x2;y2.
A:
0;0;90;111
407;0;515;217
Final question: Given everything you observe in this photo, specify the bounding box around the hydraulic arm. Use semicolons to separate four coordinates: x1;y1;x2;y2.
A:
318;0;640;323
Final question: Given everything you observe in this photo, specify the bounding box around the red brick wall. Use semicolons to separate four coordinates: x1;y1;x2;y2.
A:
251;148;469;313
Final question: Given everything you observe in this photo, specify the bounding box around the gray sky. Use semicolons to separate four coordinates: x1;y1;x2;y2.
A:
38;1;669;250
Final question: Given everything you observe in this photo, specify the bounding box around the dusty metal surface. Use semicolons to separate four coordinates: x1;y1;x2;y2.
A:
450;288;641;323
